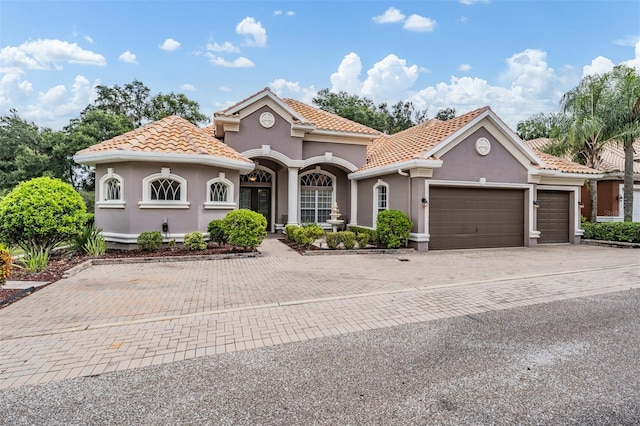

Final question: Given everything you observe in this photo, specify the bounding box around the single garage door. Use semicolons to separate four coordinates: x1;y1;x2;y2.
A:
537;190;569;244
430;187;524;250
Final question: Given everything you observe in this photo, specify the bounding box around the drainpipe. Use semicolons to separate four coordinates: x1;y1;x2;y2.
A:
398;169;412;231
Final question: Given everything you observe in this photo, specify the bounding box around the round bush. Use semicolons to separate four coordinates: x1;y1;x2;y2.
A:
184;231;207;250
137;231;163;251
207;219;227;246
0;177;87;251
376;209;412;249
292;227;314;247
222;209;267;249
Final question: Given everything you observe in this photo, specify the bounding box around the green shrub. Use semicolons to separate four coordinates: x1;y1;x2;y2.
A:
583;222;640;243
303;224;325;240
0;245;12;285
207;219;227;246
84;235;107;256
223;209;267;249
137;231;163;251
285;225;299;241
74;223;101;253
376;209;412;249
292;227;314;247
340;231;356;249
356;232;370;248
325;232;341;249
184;231;207;250
20;246;50;273
348;225;378;245
0;177;87;252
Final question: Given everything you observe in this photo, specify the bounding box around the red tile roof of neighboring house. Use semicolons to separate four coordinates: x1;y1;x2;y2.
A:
525;138;639;174
532;149;601;174
76;115;252;164
360;106;490;171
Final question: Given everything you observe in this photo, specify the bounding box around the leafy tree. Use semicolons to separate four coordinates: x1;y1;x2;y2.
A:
87;79;209;127
0;177;87;252
516;112;564;140
435;107;456;121
148;92;210;125
544;73;615;222
386;101;429;134
605;65;640;222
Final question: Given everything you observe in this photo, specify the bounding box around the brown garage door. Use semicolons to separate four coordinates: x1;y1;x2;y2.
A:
430;187;524;250
537;190;569;244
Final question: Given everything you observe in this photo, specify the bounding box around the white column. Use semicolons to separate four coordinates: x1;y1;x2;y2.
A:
287;167;299;225
350;179;358;226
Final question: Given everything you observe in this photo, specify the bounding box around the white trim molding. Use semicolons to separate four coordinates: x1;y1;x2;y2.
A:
372;179;389;228
204;172;236;210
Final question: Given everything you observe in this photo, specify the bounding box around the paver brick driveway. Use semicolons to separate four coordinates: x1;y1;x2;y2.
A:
1;237;639;389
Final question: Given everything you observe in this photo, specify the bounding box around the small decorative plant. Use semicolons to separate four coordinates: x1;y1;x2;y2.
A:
0;245;12;286
184;232;207;251
137;231;163;252
207;219;227;246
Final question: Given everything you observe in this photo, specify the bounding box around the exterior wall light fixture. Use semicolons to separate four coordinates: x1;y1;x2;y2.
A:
421;197;428;207
533;200;539;208
578;201;584;208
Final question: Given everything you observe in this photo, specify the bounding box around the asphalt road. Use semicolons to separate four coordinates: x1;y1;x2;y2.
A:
1;288;639;425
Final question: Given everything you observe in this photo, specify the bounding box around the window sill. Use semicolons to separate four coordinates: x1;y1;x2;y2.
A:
96;201;126;209
204;202;237;210
138;201;190;209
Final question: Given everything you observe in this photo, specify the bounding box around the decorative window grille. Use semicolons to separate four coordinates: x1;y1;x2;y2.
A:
104;178;121;201
300;171;334;223
209;182;229;202
150;178;181;201
377;185;388;214
241;169;272;184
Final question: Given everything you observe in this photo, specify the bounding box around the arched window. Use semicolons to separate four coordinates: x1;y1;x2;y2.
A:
373;179;389;225
139;168;189;209
97;168;125;209
299;168;335;224
204;172;236;209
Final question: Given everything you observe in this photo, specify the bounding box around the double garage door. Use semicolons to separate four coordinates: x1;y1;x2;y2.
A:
429;187;570;250
429;187;524;250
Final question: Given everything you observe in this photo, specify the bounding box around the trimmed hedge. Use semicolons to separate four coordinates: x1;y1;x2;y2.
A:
348;225;378;244
285;225;299;241
137;231;163;251
376;209;412;249
325;231;357;249
223;209;267;249
184;232;207;250
207;219;227;246
582;221;640;243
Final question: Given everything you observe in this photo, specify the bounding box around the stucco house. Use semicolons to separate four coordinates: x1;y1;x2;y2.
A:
526;138;640;222
74;88;601;251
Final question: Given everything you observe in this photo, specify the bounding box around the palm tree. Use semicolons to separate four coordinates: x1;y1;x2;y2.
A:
545;73;614;222
606;65;640;222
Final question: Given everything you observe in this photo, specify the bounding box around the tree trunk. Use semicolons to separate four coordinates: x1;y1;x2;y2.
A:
623;142;634;222
589;179;598;223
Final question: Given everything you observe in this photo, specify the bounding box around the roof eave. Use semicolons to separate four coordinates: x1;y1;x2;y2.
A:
349;158;443;180
73;151;255;173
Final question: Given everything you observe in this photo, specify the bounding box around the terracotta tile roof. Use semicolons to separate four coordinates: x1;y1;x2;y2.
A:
524;138;639;174
281;98;382;136
532;149;601;174
76;115;251;163
359;106;490;171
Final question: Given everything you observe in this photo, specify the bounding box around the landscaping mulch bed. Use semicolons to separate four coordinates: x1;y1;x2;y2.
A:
1;245;253;309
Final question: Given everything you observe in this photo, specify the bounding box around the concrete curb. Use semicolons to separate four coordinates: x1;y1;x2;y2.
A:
302;248;415;256
581;239;640;249
61;251;262;279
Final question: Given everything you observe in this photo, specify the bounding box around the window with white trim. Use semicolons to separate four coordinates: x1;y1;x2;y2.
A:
300;169;335;224
97;168;125;208
373;179;389;224
204;172;236;209
139;168;189;209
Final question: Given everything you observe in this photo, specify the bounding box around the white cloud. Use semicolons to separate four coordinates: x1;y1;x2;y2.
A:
84;35;94;44
613;35;640;47
206;42;239;53
458;16;469;24
459;64;472;72
269;79;316;104
180;83;196;91
622;40;640;70
275;10;295;17
373;7;405;24
0;39;106;70
403;14;436;32
206;53;255;68
330;52;363;94
583;56;615;77
159;38;181;51
287;11;295;16
236;17;267;47
362;54;420;101
219;86;232;92
118;50;137;64
460;0;491;5
274;10;282;16
0;67;33;106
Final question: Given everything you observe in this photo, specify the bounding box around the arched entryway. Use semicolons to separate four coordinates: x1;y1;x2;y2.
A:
240;165;276;232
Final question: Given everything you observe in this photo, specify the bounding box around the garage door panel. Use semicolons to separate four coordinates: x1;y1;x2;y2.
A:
430;187;525;250
537;191;569;244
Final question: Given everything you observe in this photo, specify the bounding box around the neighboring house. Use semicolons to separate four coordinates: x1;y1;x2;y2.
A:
75;88;601;251
526;138;640;222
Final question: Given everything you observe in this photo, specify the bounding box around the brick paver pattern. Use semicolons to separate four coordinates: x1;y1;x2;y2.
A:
1;238;639;389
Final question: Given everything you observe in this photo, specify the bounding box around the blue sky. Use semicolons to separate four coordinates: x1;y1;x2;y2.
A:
1;0;639;131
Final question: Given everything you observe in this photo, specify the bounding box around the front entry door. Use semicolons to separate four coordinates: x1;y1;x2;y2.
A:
240;187;270;228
